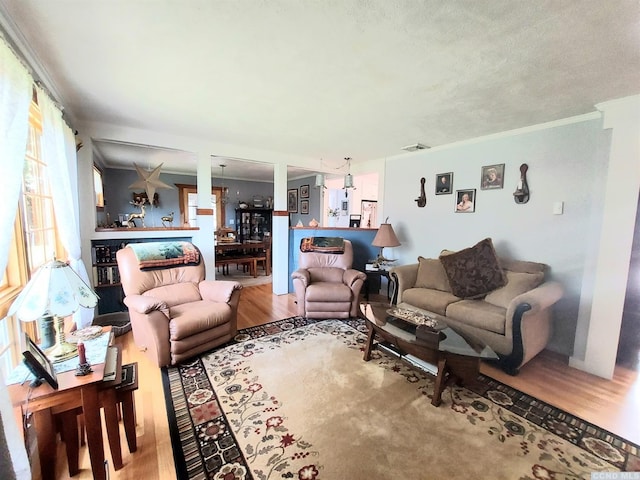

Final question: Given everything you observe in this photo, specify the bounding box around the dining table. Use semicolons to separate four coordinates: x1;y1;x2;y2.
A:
215;240;271;276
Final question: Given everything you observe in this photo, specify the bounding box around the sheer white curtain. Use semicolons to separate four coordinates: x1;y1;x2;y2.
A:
37;86;94;329
0;38;35;480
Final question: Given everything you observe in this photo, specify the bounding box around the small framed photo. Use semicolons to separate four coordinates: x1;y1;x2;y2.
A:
300;184;310;198
455;189;476;213
481;164;504;190
341;200;348;214
300;199;309;214
287;188;298;213
435;172;453;195
22;333;58;389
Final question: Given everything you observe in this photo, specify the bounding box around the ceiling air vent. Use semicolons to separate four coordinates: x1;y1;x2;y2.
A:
401;143;430;152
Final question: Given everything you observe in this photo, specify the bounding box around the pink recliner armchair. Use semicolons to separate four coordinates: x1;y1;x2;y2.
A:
291;239;366;319
116;242;242;367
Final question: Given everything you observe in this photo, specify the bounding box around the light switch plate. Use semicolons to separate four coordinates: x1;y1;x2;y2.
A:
553;201;564;215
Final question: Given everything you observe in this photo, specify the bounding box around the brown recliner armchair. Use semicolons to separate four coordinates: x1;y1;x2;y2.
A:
291;239;366;318
116;242;242;367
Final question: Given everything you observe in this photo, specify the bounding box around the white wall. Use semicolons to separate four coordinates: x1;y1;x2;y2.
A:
382;116;609;358
77;99;638;378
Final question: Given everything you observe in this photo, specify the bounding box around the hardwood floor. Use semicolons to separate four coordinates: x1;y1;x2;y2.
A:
48;284;639;479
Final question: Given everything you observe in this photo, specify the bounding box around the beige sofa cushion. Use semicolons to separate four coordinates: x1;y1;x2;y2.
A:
415;257;451;292
499;258;547;274
485;271;545;309
438;238;507;299
402;288;461;316
445;299;507;335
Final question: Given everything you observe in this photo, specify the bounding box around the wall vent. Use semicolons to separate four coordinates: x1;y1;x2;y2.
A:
401;143;430;152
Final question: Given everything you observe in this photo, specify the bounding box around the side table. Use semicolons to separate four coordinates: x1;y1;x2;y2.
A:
363;265;395;301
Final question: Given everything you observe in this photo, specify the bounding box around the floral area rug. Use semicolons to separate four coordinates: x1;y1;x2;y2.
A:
161;317;639;479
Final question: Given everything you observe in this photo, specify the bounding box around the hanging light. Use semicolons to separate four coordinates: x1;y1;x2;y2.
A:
343;157;356;191
219;164;229;204
315;174;326;189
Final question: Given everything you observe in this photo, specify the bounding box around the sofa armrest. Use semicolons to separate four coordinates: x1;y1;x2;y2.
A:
499;281;564;374
343;269;367;287
124;294;169;317
506;281;564;318
291;269;310;288
199;280;242;303
389;263;419;303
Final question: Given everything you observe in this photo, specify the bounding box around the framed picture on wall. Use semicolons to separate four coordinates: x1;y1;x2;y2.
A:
300;184;309;198
481;164;504;190
361;200;377;228
455;189;476;213
287;188;298;213
301;199;309;214
435;172;453;195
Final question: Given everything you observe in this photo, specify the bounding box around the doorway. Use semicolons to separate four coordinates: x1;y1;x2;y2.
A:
617;191;640;370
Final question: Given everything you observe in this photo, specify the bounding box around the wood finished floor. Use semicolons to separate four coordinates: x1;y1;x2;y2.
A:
47;284;639;479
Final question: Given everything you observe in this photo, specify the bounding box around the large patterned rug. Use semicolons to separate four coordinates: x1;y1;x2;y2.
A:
161;317;639;479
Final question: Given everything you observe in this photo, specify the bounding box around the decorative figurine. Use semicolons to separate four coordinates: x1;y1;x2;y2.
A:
161;211;174;227
127;199;146;227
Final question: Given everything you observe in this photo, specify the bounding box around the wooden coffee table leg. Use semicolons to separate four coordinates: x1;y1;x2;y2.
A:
363;324;375;361
432;357;449;407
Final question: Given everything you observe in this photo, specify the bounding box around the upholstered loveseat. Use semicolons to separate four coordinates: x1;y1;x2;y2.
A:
389;238;564;374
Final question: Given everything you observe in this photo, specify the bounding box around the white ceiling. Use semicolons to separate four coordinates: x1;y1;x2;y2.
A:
1;1;638;182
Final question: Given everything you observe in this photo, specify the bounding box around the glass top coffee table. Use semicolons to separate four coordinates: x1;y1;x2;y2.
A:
360;302;498;406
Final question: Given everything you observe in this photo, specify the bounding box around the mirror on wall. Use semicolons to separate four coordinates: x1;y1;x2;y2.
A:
93;165;104;209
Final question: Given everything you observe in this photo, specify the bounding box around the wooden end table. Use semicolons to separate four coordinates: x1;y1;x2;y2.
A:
361;302;497;406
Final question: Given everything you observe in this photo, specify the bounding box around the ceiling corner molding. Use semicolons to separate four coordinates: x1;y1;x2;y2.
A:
0;3;66;107
428;111;604;154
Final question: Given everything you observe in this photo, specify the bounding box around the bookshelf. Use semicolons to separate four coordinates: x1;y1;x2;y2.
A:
91;236;192;314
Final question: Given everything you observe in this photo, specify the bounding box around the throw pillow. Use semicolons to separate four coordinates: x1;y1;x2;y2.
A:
485;271;545;309
415;256;451;292
438;238;507;299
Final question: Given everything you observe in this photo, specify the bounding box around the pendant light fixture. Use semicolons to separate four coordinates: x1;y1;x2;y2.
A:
343;157;356;192
315;174;326;189
219;164;229;204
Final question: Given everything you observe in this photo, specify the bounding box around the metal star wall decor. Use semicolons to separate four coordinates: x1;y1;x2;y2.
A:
128;163;174;204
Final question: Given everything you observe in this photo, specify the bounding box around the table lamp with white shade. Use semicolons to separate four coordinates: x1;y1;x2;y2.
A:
8;258;99;363
371;218;401;269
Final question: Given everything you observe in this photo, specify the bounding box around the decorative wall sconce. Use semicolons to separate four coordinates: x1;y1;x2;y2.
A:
513;163;530;204
415;177;426;207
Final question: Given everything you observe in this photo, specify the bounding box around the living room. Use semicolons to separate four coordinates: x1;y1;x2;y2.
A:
1;2;639;479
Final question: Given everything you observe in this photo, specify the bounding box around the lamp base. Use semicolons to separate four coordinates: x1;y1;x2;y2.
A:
372;254;397;270
47;315;79;363
47;341;78;363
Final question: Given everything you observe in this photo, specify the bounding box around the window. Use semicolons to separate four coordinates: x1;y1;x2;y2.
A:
0;93;64;375
20;100;63;274
176;184;226;229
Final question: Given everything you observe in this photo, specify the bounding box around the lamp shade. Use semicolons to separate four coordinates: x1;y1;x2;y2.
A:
8;260;99;322
372;223;401;248
344;173;354;189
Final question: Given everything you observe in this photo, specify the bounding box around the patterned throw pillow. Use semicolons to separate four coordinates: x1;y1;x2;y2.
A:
438;238;507;299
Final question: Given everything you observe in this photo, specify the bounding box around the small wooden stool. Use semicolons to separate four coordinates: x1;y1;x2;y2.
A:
58;362;139;473
99;361;139;469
